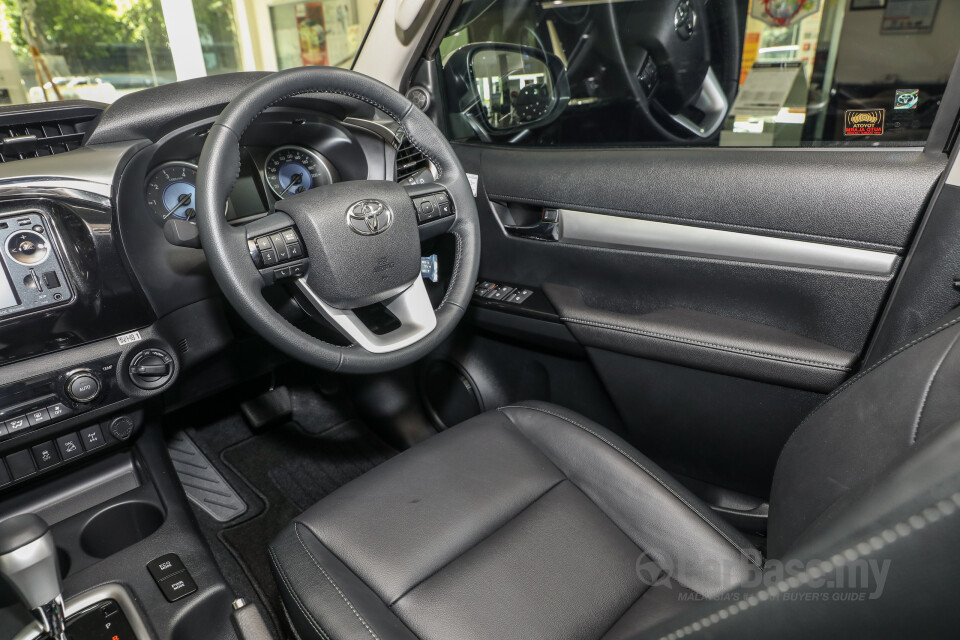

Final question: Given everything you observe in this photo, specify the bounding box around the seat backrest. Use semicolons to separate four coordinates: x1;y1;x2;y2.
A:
767;308;960;558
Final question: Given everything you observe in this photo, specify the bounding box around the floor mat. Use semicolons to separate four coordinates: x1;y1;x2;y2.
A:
219;417;396;627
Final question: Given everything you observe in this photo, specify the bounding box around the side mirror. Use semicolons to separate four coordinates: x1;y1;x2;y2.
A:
444;43;570;138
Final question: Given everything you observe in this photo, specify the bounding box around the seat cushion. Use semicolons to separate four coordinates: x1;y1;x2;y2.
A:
269;401;761;640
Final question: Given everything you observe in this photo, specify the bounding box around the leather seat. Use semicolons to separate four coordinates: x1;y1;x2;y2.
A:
270;311;960;640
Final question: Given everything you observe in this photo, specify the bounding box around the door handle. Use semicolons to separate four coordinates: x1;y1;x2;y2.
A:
504;208;561;241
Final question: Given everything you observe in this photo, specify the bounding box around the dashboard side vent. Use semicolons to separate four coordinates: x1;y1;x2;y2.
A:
395;135;431;183
0;106;101;163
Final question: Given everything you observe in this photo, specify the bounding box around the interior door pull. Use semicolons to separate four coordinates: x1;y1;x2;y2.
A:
504;208;561;241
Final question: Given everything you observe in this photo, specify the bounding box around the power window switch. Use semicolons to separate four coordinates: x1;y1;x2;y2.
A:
487;285;515;301
474;281;497;297
505;289;534;304
542;209;559;224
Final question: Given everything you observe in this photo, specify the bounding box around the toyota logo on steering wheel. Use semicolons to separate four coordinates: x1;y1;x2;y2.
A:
347;200;393;235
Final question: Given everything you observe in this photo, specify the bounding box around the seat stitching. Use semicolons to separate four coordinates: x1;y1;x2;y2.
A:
436;231;463;312
498;405;763;570
775;315;960;470
561;316;852;370
655;491;960;639
910;330;960;444
294;522;381;640
269;546;332;640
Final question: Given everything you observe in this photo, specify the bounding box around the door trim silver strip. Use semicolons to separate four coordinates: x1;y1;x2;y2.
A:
558;209;898;275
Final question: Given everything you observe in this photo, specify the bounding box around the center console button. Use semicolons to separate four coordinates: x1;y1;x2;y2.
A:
47;403;72;420
6;451;35;480
147;554;186;582
79;424;105;451
5;416;27;434
31;441;59;470
26;408;50;427
56;433;83;460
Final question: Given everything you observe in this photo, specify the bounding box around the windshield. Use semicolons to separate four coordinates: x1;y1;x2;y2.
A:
0;0;382;105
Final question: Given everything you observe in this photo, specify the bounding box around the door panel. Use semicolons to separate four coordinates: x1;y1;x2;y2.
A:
452;143;945;499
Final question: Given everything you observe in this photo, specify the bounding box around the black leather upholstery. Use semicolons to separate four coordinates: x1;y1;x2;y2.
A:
272;310;960;639
270;402;760;640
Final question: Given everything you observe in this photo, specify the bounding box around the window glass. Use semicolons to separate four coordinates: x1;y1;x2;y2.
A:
0;0;381;106
438;0;960;147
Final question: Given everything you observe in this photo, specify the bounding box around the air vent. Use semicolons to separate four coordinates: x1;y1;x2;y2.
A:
395;134;431;183
0;107;99;163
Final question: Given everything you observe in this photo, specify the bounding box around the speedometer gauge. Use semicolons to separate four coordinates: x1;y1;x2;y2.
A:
145;162;198;220
264;146;334;199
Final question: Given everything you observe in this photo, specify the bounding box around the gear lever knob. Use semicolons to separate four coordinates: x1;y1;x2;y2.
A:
0;514;67;640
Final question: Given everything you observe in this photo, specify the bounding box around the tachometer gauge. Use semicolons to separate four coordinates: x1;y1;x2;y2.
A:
264;146;334;199
145;162;198;220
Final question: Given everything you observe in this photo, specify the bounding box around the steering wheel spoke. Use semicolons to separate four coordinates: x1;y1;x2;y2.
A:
293;277;437;354
661;67;728;139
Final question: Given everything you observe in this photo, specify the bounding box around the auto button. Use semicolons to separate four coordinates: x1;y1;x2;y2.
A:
65;371;100;403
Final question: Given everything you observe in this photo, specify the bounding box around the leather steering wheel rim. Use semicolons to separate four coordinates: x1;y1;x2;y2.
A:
195;67;480;374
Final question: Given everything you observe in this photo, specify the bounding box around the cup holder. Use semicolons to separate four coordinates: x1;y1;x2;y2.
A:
80;501;164;559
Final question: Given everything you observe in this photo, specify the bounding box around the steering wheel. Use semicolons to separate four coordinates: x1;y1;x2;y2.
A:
195;67;480;373
602;0;741;141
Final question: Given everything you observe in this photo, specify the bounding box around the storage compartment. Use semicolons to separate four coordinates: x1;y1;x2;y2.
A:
79;500;164;559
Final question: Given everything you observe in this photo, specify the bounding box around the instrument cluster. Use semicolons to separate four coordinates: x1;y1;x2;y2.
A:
144;144;338;223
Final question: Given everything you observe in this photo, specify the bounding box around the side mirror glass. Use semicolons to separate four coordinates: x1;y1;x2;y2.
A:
444;43;569;138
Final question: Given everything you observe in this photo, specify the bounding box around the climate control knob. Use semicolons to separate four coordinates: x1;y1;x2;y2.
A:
65;370;101;403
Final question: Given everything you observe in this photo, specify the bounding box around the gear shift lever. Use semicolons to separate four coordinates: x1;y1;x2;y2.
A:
0;514;67;640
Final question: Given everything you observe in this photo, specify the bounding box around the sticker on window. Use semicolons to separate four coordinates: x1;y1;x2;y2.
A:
844;109;885;136
894;89;919;110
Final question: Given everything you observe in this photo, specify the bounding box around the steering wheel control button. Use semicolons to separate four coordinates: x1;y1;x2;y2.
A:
66;371;101;403
31;441;59;470
56;433;84;461
6;230;49;265
129;349;174;390
251;228;305;269
271;234;290;260
414;192;455;224
80;425;105;451
26;408;50;427
274;266;291;280
109;416;135;441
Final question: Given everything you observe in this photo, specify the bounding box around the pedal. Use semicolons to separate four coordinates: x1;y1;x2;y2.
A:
240;386;292;430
